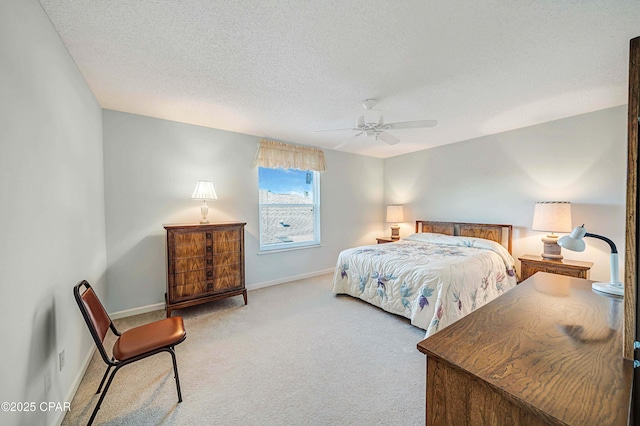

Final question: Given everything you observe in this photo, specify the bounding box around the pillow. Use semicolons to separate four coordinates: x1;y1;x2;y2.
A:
403;232;515;269
403;232;443;243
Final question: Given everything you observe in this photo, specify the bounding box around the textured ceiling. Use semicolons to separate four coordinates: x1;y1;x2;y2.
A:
38;0;640;158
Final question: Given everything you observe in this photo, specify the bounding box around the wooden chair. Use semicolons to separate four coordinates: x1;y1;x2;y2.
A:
73;280;187;425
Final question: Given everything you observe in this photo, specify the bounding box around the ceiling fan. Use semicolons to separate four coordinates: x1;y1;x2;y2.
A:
316;99;437;146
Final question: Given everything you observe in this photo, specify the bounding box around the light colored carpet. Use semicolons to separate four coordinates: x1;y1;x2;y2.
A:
64;273;426;425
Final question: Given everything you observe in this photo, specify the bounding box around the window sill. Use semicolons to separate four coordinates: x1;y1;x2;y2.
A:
258;244;322;255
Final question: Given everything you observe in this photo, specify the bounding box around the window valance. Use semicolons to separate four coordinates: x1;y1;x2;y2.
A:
254;139;327;172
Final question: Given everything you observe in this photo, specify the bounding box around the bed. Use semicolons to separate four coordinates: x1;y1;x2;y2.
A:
332;221;518;337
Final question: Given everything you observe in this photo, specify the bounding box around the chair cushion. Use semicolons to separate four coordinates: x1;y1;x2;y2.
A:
113;316;186;361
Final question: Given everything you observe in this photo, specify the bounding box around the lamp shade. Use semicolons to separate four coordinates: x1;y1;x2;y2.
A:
386;205;404;223
191;181;218;200
557;226;587;252
531;201;572;233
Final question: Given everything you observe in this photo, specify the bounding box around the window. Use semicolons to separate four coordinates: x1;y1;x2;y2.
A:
258;167;320;251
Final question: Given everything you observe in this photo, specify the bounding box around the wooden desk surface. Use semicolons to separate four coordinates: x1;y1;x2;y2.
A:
417;272;633;425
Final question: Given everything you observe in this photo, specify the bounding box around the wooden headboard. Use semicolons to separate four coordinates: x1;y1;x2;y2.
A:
415;220;513;254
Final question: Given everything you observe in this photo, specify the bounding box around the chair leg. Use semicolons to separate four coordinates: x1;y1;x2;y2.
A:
96;364;112;394
88;364;122;426
168;347;183;403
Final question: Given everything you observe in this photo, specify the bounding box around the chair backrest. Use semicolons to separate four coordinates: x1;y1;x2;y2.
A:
74;280;115;365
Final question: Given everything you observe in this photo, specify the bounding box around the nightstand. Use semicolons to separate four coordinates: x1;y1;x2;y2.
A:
376;237;395;244
518;254;593;282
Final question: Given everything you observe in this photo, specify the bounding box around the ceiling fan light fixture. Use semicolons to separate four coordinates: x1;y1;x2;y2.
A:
364;109;382;126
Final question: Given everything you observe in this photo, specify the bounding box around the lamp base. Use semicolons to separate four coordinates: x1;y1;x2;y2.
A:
592;281;624;297
200;200;210;224
541;235;563;259
390;224;400;241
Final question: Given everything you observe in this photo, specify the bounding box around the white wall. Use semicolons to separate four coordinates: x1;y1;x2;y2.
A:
102;110;383;313
0;0;107;425
384;106;627;283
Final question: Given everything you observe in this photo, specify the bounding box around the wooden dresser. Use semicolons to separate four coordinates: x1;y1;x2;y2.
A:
164;222;246;317
417;272;633;425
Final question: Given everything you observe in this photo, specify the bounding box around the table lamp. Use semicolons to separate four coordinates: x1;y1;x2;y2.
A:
191;180;217;224
531;201;572;259
557;225;623;296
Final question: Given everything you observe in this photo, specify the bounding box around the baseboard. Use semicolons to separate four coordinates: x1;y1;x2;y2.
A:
108;268;336;320
54;345;95;426
109;302;165;319
246;267;335;291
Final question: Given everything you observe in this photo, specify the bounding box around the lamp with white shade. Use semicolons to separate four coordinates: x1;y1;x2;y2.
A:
191;180;217;224
558;225;623;297
386;205;404;241
531;201;572;259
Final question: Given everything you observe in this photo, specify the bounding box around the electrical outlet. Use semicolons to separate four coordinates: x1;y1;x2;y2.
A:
44;368;51;395
59;349;65;371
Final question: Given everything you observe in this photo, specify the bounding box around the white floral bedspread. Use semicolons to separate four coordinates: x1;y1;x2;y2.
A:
332;233;518;337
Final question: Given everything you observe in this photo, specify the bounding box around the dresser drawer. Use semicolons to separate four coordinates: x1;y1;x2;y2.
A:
213;228;241;243
174;232;206;246
172;281;217;301
518;255;592;282
522;263;586;279
174;257;206;273
214;262;242;290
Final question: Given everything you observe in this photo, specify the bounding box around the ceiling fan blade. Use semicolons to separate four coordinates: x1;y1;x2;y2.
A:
314;127;357;132
386;119;438;130
377;131;401;145
356;115;365;128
